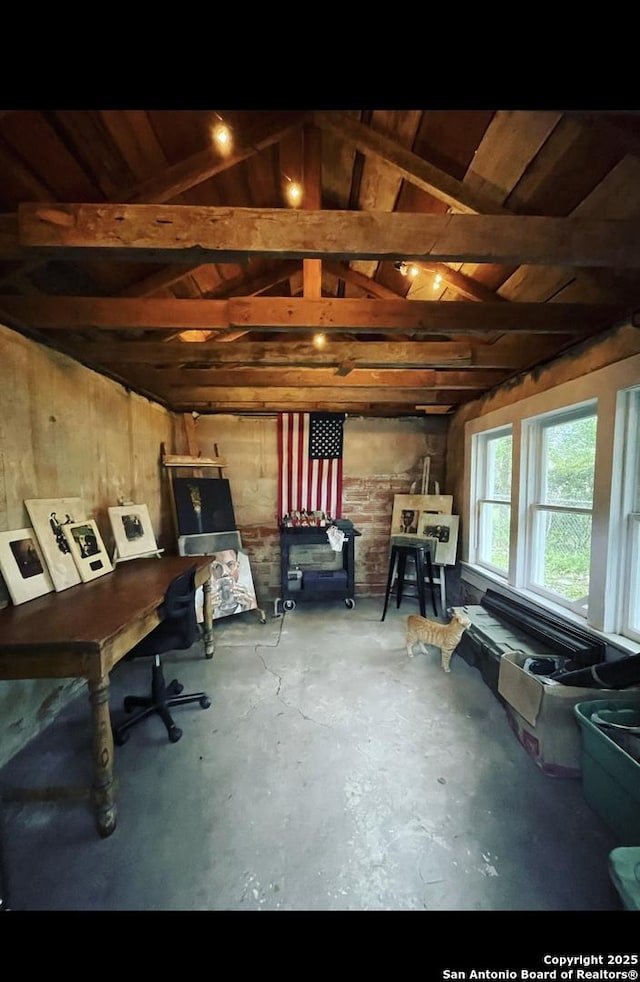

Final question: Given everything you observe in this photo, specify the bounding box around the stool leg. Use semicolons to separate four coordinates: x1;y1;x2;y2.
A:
439;565;446;612
415;548;427;618
425;549;439;616
381;547;397;622
396;550;407;609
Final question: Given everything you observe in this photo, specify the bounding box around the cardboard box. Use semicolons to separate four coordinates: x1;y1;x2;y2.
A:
452;604;556;696
498;651;639;777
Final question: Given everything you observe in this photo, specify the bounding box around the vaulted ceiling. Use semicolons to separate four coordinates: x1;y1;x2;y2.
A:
1;108;639;416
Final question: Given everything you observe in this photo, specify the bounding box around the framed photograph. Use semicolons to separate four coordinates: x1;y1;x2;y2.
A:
420;514;460;566
108;503;158;560
390;494;453;537
25;497;86;592
0;528;55;605
62;519;113;582
171;477;236;536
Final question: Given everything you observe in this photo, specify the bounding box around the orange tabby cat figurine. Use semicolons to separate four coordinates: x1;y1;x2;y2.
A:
405;610;471;672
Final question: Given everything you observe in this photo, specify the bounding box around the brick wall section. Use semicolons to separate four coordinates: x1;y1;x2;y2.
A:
194;413;448;606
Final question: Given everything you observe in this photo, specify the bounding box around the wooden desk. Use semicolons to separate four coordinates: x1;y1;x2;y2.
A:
0;555;214;837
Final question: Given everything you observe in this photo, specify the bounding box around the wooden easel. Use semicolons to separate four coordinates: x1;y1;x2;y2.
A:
162;414;229;542
161;415;266;624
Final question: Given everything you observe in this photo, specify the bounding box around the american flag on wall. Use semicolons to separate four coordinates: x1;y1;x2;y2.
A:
277;412;346;519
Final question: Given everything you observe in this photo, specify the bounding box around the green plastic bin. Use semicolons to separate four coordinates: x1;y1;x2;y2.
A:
608;847;640;910
574;699;640;846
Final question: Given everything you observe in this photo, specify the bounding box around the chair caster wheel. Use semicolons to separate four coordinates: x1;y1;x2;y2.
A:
200;696;212;709
168;725;182;743
113;729;129;747
283;599;296;611
168;680;183;696
345;598;355;609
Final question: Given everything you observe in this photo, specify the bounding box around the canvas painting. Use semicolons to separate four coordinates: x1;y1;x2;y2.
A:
172;477;237;536
62;519;113;582
0;527;55;605
25;497;86;592
192;531;257;622
108;503;159;560
390;494;453;537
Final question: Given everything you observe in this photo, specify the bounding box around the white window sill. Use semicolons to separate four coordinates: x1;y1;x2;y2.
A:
460;562;639;659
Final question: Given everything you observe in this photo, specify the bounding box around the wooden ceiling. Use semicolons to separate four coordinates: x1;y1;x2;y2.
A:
1;108;640;416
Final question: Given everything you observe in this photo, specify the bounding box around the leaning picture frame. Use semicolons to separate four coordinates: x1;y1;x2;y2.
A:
0;527;55;605
62;519;114;582
420;514;460;566
188;530;258;622
390;494;454;538
108;503;159;560
25;496;86;592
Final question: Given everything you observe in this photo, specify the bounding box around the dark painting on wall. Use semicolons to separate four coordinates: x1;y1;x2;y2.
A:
172;478;237;536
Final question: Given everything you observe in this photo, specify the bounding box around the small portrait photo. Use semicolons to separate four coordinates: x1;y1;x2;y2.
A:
70;523;101;558
0;527;55;605
10;536;44;579
424;523;450;543
399;509;418;534
121;512;145;541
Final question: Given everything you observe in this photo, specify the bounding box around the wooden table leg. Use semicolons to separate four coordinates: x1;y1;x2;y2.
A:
88;676;117;838
202;574;215;659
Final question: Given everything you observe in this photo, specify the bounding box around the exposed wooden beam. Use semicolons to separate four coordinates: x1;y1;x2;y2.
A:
0;295;625;333
409;261;506;303
153;386;471;405
62;339;477;367
324;262;400;300
123;111;310;205
17;204;640;268
313;110;511;216
302;123;322;300
0;113;310;292
123;367;509;388
169;400;461;415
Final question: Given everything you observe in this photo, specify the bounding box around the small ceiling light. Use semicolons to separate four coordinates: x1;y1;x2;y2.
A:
408;265;419;279
313;333;326;348
211;116;233;155
283;174;303;208
179;329;212;343
433;273;443;291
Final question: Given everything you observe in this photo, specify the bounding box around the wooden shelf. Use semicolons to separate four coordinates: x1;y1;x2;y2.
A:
162;454;227;469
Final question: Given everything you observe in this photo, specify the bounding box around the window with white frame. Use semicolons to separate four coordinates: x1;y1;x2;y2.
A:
620;387;640;642
525;404;597;615
473;427;512;576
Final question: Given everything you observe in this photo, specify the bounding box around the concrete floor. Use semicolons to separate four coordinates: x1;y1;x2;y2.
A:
0;597;628;914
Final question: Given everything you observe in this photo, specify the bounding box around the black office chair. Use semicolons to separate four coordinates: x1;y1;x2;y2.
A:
112;565;211;746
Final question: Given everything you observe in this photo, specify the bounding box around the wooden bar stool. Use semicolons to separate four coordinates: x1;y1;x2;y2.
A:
381;537;439;621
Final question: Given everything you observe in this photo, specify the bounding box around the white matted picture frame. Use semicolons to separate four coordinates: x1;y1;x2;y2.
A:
0;527;55;605
25;497;86;592
62;519;114;582
390;494;454;537
420;514;460;566
108;503;159;560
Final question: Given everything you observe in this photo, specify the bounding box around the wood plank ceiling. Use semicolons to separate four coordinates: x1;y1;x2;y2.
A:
0;108;639;416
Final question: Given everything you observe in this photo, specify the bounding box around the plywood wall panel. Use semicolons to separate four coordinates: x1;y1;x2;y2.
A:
0;320;175;767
